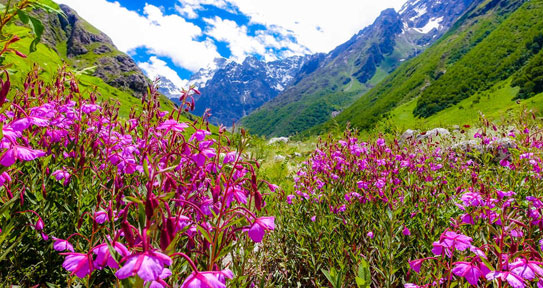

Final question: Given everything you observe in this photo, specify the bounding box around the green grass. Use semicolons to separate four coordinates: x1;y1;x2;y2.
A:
384;78;543;132
313;0;531;136
4;20;176;118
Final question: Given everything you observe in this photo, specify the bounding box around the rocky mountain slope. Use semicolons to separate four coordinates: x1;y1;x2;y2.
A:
172;55;312;126
35;4;150;98
240;0;478;137
315;0;540;135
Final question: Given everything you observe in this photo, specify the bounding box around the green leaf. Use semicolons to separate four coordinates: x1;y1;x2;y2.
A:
0;193;20;216
17;10;29;24
28;16;45;53
197;225;213;243
125;196;143;205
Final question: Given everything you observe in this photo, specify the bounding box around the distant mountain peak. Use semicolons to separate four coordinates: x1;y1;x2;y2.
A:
184;55;313;126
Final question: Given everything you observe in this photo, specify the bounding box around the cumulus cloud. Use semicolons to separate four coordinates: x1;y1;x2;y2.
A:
56;0;407;88
175;0;229;18
225;0;407;53
204;17;309;62
138;56;188;89
56;0;220;72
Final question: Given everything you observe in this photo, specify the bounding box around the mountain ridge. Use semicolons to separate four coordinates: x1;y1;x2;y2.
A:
240;0;478;137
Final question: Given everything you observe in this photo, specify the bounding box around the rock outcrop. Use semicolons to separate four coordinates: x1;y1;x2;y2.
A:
37;4;150;98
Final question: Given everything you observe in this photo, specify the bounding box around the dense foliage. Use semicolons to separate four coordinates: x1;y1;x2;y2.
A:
323;0;535;134
259;113;543;287
511;37;543;100
0;5;277;286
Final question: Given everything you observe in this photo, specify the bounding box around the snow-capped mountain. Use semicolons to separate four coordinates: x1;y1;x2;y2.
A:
399;0;475;44
170;55;312;126
241;0;479;136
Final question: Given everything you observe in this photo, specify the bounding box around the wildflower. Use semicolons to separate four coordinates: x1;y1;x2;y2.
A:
51;169;71;185
403;226;411;236
248;217;275;243
81;104;100;114
62;253;93;278
409;259;425;273
310;216;316;222
116;251;172;281
486;271;525;288
147;268;171;288
509;258;543;280
93;241;130;269
367;231;374;239
53;237;74;252
432;231;472;257
0;145;46;167
0;171;10;185
286;195;295;204
190;129;211;142
156;119;188;133
94;210;109;224
452;261;489;285
181;269;233;288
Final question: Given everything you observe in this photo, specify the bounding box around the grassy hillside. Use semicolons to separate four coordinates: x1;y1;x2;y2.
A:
3;1;175;117
313;0;534;135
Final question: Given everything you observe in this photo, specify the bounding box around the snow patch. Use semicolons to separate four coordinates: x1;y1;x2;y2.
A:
413;16;443;34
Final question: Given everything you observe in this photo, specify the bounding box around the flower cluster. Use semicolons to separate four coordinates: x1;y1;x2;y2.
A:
0;65;276;286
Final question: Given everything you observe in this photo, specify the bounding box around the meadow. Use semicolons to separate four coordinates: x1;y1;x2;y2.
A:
2;2;543;288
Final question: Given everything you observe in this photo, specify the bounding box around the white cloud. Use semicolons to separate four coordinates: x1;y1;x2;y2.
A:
198;0;407;53
204;17;309;62
56;0;220;72
56;0;407;88
175;0;229;18
138;56;188;89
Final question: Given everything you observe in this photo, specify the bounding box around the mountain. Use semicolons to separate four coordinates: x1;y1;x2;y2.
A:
240;0;478;137
36;4;150;98
317;0;542;134
178;55;312;126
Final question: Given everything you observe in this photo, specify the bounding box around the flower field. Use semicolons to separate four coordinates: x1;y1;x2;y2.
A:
2;2;543;288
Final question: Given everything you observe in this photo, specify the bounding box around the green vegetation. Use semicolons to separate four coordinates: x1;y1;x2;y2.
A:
314;0;532;135
3;5;175;118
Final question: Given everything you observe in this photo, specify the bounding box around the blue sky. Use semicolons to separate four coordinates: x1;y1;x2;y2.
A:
56;0;406;91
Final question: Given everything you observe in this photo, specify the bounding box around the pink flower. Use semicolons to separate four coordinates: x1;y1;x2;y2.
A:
509;258;543;280
452;261;489;285
432;231;472;257
62;253;93;278
181;269;233;288
286;195;295;204
0;145;46;167
223;151;237;164
51;169;71;185
248;217;275;243
0;171;11;186
486;272;525;288
310;216;316;222
367;231;374;239
403;226;411;236
53;237;74;252
157;119;188;133
81;104;100;114
93;242;129;269
148;268;172;288
409;259;425;273
190;129;211;142
94;210;109;224
115;251;172;281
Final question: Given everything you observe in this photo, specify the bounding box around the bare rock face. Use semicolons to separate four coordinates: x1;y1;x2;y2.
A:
36;4;150;98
